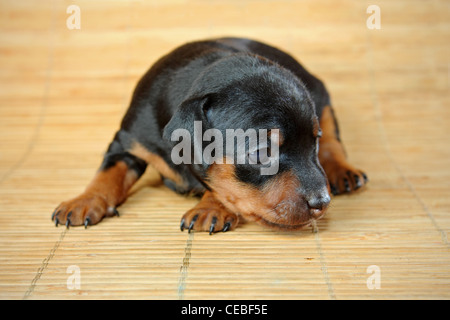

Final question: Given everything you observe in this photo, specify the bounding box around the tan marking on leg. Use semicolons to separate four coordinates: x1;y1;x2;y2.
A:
53;160;140;226
129;141;185;187
86;161;138;206
319;105;368;194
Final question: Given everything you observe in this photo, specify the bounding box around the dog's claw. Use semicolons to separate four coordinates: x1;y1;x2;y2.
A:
344;178;350;192
180;218;185;231
222;222;231;232
362;172;369;183
84;217;90;229
113;208;120;217
354;175;362;189
188;215;198;233
65;211;72;229
209;217;217;235
51;209;57;221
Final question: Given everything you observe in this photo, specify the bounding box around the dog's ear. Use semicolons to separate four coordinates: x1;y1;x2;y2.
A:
163;94;211;142
163;94;213;177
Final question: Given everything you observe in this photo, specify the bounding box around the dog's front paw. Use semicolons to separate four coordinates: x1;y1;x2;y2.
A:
52;193;119;228
180;192;239;234
181;207;239;235
324;160;368;195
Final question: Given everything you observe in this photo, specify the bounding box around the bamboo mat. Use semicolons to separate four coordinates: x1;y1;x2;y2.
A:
0;0;449;300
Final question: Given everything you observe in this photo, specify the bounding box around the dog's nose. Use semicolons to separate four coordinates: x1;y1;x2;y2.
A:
307;195;330;209
307;192;330;217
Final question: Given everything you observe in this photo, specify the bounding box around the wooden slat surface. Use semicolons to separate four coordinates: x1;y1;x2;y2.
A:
0;0;448;299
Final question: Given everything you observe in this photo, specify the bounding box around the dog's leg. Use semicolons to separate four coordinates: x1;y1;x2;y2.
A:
52;139;147;228
318;105;368;195
180;191;239;234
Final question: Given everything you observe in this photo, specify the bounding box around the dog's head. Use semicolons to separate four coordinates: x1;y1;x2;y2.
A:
163;55;330;229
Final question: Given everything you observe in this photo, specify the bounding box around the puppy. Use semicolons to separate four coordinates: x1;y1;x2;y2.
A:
52;37;368;234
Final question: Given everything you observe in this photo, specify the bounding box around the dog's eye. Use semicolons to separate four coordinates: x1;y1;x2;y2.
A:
248;147;271;165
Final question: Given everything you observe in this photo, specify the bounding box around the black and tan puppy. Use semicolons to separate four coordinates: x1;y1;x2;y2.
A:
52;37;368;233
